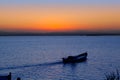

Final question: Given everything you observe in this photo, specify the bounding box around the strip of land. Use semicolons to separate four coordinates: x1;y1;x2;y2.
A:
0;31;120;36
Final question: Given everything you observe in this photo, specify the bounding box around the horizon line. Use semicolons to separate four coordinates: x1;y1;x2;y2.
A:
0;31;120;36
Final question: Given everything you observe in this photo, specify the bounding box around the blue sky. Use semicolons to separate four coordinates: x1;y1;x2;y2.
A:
0;0;120;5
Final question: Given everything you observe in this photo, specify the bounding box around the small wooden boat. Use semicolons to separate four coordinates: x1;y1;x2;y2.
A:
62;52;88;63
0;72;11;80
0;72;21;80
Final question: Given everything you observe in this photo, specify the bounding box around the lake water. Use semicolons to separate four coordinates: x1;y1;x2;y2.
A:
0;36;120;80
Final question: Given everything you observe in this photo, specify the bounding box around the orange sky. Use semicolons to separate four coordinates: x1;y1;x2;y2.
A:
0;5;120;33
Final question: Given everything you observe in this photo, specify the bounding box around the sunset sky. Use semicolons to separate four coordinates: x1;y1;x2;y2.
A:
0;0;120;34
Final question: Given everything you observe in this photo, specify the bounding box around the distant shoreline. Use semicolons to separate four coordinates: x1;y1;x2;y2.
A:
0;34;120;36
1;31;120;36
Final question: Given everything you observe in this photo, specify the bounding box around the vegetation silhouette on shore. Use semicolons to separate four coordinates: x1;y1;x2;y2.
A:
104;69;120;80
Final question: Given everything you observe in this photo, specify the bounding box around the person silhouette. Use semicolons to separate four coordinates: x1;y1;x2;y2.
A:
17;77;21;80
8;72;11;80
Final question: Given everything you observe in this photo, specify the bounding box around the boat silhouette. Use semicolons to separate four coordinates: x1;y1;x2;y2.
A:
62;52;88;63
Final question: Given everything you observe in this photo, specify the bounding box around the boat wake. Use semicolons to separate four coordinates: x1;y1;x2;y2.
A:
0;61;62;71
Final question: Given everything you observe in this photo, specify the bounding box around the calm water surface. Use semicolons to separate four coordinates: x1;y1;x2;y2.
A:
0;36;120;80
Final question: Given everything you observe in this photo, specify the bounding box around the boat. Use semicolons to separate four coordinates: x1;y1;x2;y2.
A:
0;72;11;80
62;52;88;63
0;72;20;80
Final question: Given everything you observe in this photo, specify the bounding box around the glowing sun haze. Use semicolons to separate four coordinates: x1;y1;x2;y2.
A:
0;0;120;33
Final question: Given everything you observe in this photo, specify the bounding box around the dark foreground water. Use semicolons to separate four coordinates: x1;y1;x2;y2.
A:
0;36;120;80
